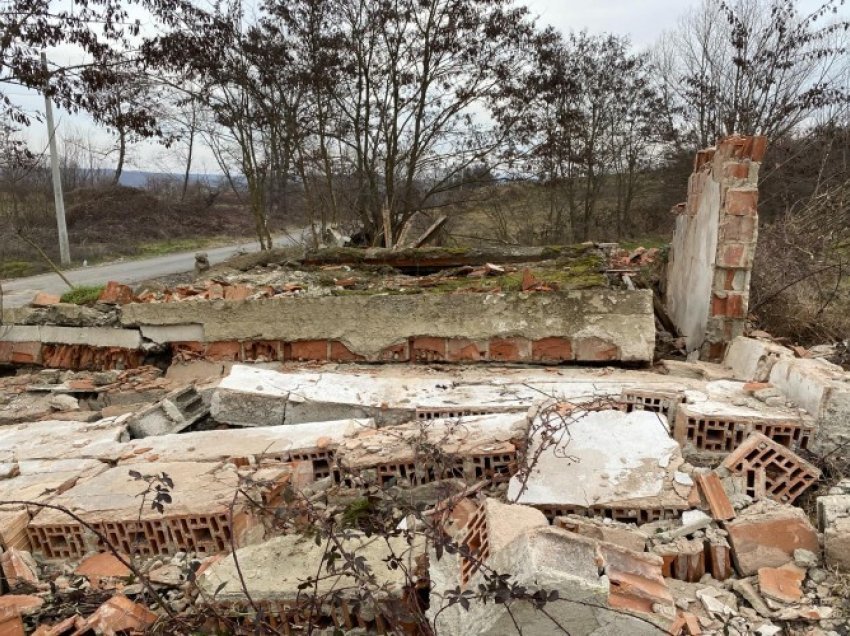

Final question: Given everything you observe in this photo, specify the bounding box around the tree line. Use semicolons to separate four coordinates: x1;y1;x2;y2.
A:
1;0;848;248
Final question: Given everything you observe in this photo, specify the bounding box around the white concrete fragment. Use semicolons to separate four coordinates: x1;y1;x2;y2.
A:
768;357;850;451
507;409;680;507
724;337;792;382
211;365;693;427
1;324;143;348
140;324;205;344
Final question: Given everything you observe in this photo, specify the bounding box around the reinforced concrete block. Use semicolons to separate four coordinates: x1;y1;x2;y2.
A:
507;407;690;522
724;337;793;382
27;461;292;559
768;357;850;452
120;290;656;362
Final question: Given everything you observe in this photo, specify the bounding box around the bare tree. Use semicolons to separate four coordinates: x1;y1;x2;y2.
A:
656;0;850;147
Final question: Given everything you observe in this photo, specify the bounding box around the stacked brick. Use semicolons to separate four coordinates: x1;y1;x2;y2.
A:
704;137;766;361
171;335;616;364
668;135;767;361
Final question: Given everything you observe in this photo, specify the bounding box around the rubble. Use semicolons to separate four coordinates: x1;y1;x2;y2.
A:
0;136;846;635
126;385;208;438
507;406;691;522
725;500;819;576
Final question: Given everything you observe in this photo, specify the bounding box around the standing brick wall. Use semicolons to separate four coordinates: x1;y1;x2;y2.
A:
666;135;766;361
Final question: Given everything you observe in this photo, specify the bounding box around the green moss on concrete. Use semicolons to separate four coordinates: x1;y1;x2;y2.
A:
60;285;105;305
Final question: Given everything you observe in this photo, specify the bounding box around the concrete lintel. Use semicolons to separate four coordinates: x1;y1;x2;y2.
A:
140;324;205;344
0;325;142;349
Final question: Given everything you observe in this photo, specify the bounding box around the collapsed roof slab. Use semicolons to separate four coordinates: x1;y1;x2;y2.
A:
210;364;696;427
507;408;691;523
27;461;294;560
333;413;527;486
116;418;373;480
0;459;109;551
430;524;669;636
0;418;129;463
199;532;426;631
120;289;655;363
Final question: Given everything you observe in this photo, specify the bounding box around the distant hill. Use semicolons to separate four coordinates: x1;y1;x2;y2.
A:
115;170;227;188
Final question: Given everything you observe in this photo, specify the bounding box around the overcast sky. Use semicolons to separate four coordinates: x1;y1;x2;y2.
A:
10;0;847;175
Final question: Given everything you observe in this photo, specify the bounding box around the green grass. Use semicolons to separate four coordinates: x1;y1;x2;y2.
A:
618;237;669;251
341;497;373;527
135;236;230;258
61;285;105;305
0;261;34;278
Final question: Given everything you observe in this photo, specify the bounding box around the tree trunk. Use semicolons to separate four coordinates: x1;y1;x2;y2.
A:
112;129;126;186
181;109;196;202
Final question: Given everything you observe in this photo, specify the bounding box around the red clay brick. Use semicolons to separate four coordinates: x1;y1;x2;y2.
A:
242;340;284;361
378;342;409;362
30;292;60;307
723;161;750;180
726;507;818;576
204;341;242;361
722;432;820;504
717;243;749;268
0;550;37;590
531;337;573;363
223;284;252;301
80;596;157;634
208;284;224;300
749;136;768;162
711;292;746;318
98;281;136;305
0;595;43;616
724;188;758;216
289;340;328;361
411;337;447;362
695;473;735;521
758;564;804;603
328;341;364;362
446;339;486;362
0;609;23;636
719;214;757;243
574;337;620;361
488;337;531;362
4;342;41;364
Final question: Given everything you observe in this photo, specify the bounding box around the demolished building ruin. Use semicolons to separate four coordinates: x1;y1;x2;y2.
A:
0;136;848;634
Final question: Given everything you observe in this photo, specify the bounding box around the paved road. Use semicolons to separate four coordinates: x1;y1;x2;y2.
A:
1;235;298;309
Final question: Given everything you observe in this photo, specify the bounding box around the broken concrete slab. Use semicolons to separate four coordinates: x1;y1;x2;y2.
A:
334;413;526;487
507;406;690;521
726;501;819;576
724;337;792;383
457;499;548;585
430;524;670;636
768;356;850;452
210;365;649;427
817;492;850;571
554;514;648;553
117;418;371;479
0;418;128;463
126;386;208;438
199;532;425;627
27;461;295;559
121;289;656;362
0;325;142;349
140;324;204;344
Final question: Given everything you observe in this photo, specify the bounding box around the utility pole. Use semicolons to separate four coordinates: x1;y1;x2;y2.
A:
41;52;71;266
